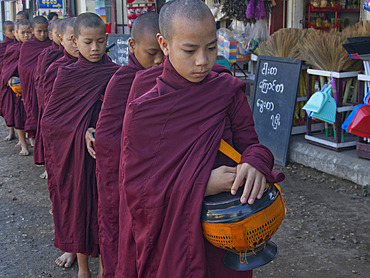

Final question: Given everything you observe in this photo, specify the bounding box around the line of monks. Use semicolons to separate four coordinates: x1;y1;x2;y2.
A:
0;1;285;277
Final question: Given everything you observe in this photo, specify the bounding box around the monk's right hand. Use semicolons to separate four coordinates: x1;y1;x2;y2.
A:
85;127;96;159
204;166;237;196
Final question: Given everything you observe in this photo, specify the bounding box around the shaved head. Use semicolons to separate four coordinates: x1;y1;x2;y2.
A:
3;20;14;29
60;17;76;36
49;18;61;32
16;11;29;21
131;13;160;43
73;12;105;38
159;0;213;40
16;19;31;30
32;15;48;28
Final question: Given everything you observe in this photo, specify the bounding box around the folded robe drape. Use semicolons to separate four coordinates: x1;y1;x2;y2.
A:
34;42;64;165
0;40;23;128
115;58;284;278
0;37;15;108
18;37;51;138
94;53;144;278
43;49;78;108
41;54;119;257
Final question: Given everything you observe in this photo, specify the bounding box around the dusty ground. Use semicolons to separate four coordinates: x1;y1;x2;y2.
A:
0;118;369;278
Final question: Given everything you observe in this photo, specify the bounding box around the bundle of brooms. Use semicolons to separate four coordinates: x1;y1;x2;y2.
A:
298;28;363;72
259;28;308;58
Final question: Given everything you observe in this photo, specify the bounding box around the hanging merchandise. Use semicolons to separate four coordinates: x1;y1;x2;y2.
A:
247;18;269;54
127;0;156;28
303;83;337;124
246;0;266;20
364;0;370;12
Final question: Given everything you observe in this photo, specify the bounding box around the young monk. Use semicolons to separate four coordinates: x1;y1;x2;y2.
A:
18;16;51;146
42;16;79;269
16;11;29;22
34;19;64;172
115;1;285;277
85;13;163;278
0;21;15;141
1;20;33;156
43;17;79;108
41;13;120;278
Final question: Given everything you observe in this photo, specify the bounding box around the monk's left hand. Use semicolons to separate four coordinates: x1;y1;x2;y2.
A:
85;127;96;159
230;163;266;205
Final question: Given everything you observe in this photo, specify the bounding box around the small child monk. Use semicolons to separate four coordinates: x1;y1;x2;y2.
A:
18;15;51;146
0;21;15;141
1;19;32;156
41;13;120;278
42;16;79;269
43;17;79;108
86;13;163;277
115;0;285;277
34;18;64;174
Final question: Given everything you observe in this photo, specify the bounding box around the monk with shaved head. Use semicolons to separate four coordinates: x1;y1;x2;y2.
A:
41;12;120;278
18;15;51;147
84;12;163;277
115;0;284;277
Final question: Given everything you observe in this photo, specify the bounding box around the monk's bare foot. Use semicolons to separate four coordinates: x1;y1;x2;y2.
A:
55;252;76;268
40;170;48;179
4;134;16;141
15;141;21;147
78;269;91;278
19;147;30;156
49;209;53;215
29;138;34;147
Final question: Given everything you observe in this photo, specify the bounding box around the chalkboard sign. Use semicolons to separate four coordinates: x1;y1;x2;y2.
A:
251;55;302;166
107;34;130;65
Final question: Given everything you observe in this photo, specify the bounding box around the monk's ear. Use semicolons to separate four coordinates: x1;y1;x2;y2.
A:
31;28;34;34
58;34;63;44
72;35;78;47
128;38;135;54
157;34;169;56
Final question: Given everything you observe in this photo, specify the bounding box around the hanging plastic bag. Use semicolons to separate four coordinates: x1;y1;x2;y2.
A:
247;19;269;54
363;0;370;12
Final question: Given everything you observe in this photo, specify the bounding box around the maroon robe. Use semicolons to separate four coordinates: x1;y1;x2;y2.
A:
34;42;64;165
41;54;119;257
0;37;15;117
0;40;22;128
94;53;144;277
18;37;51;138
0;37;15;82
115;58;284;277
43;49;78;108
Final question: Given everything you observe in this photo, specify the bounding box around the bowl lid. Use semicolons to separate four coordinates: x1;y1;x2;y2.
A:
201;183;280;223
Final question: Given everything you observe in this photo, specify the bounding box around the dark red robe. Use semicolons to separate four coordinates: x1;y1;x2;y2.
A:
41;54;119;257
115;58;284;277
0;40;22;128
34;42;64;165
0;37;15;118
43;49;78;108
18;37;51;138
94;53;144;277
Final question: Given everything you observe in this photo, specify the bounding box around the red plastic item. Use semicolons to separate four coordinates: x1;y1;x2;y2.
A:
105;23;111;34
347;105;370;138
